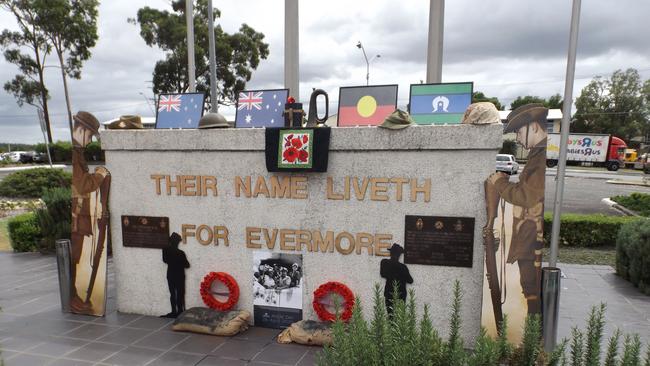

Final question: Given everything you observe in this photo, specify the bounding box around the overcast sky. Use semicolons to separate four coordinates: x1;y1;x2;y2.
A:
1;0;649;143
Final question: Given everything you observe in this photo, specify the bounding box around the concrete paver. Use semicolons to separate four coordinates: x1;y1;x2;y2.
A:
0;252;648;365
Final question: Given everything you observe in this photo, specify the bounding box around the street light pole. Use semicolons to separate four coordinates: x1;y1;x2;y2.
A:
356;42;380;86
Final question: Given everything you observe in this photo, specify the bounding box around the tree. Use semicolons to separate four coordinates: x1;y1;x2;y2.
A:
130;0;269;106
35;0;99;140
573;69;648;142
0;0;53;142
509;94;564;111
472;91;503;110
0;0;98;143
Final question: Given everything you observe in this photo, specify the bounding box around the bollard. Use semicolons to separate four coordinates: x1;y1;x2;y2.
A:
55;239;72;312
542;267;562;353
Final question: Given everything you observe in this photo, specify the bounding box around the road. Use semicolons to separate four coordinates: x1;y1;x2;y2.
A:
544;175;650;215
2;165;650;215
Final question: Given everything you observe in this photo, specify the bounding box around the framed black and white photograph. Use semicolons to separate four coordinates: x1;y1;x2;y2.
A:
252;251;303;329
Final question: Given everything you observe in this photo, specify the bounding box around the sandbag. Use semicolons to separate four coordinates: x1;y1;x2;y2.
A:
172;307;250;336
277;320;332;346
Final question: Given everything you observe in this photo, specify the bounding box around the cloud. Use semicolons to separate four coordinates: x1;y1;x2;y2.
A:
0;0;649;142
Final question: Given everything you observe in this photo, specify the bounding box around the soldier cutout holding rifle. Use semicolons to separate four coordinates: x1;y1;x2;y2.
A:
487;104;548;314
70;112;110;314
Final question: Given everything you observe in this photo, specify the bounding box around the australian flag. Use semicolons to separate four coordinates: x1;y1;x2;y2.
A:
235;89;289;128
155;93;205;129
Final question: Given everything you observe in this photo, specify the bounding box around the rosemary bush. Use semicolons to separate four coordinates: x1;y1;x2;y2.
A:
318;281;650;366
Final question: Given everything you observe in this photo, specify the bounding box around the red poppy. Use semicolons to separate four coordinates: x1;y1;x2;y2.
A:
291;137;303;149
312;281;355;322
283;147;299;162
298;149;309;162
200;272;240;311
302;135;308;144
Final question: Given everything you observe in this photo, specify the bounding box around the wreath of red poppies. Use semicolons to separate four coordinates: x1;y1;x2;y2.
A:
200;272;240;311
312;281;355;322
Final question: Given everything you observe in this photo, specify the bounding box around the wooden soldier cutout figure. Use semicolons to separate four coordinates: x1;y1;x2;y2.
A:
70;111;110;315
380;243;413;314
487;104;548;315
162;232;190;318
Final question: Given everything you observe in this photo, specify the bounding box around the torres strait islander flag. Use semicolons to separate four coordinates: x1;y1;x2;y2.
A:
337;85;398;127
409;82;473;125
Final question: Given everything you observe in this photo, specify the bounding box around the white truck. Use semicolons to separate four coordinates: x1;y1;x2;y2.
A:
546;133;627;171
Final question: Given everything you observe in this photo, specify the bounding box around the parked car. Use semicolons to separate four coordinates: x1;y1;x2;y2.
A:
19;151;36;163
2;151;27;163
32;152;48;163
496;154;519;175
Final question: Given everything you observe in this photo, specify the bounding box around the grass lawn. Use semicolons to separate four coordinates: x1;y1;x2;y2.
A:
0;217;11;251
543;246;616;267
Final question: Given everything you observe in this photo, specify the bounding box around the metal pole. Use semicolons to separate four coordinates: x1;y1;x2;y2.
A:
359;45;369;85
550;0;581;268
186;0;196;92
542;268;561;353
55;239;72;312
426;0;444;83
284;0;299;99
545;0;581;351
207;0;218;112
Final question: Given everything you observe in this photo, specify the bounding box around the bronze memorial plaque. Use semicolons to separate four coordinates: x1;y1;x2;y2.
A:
404;215;474;267
121;215;170;249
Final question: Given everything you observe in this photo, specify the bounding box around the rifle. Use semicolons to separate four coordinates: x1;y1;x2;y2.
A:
483;180;504;334
85;173;111;305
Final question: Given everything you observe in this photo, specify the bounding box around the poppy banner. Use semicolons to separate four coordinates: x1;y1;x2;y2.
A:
265;127;330;172
337;85;398;126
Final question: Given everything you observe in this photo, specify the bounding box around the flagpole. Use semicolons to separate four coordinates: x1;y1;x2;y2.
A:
284;0;299;99
544;0;582;352
207;0;218;112
199;0;229;128
186;0;196;92
426;0;444;83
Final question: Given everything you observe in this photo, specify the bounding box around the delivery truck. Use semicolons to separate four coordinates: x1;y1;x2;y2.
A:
546;133;627;171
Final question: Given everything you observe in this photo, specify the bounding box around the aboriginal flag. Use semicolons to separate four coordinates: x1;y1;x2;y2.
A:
337;85;398;127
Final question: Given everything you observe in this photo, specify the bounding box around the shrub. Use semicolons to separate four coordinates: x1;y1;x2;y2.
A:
7;212;41;252
499;139;518;155
50;141;72;162
543;213;639;248
35;141;73;162
611;193;650;217
616;219;650;295
318;283;649;366
0;168;71;198
84;141;104;161
35;187;71;253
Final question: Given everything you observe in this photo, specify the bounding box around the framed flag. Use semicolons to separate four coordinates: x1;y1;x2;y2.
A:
337;85;398;127
155;92;206;129
408;82;473;125
235;88;289;128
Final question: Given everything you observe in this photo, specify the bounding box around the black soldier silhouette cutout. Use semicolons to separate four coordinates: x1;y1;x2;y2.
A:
380;243;413;314
162;232;190;318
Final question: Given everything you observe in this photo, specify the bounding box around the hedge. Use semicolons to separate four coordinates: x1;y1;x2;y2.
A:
611;192;650;217
0;168;71;198
616;219;650;295
35;140;103;162
7;212;42;252
543;213;639;248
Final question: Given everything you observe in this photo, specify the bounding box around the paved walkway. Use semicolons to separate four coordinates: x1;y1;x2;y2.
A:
0;253;648;365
